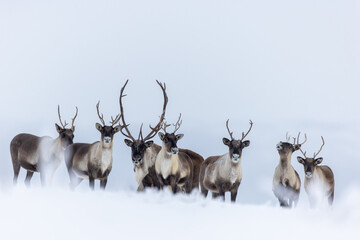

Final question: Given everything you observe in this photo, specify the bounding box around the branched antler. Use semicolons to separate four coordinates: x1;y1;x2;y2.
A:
297;132;308;158
119;80;135;141
96;101;106;126
226;119;234;140
313;136;325;158
161;121;171;134
143;80;168;141
71;107;78;129
58;105;68;128
119;80;168;142
172;113;182;134
240;120;253;141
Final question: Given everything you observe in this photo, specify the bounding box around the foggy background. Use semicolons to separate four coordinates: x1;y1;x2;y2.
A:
1;0;359;205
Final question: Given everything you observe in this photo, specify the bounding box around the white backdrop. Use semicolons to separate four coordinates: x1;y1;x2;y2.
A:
0;0;359;206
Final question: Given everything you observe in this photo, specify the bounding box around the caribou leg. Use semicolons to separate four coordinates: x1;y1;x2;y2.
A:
100;178;107;190
24;171;34;188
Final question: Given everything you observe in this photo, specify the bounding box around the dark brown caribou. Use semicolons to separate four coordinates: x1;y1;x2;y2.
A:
10;105;78;187
119;80;168;191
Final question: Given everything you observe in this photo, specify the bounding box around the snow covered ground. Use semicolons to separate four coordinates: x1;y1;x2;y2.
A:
1;186;359;240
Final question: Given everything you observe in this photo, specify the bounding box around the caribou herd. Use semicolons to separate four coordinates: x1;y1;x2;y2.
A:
9;80;335;208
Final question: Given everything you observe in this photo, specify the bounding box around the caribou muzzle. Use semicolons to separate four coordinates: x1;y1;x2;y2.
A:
103;136;112;144
232;153;240;162
132;155;143;166
171;147;179;155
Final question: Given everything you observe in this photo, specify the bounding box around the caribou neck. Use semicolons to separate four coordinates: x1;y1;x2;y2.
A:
279;152;292;168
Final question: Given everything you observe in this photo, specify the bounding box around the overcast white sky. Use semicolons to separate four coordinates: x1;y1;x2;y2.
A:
0;0;359;204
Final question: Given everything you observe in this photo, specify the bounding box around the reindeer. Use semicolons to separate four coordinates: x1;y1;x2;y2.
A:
155;114;196;194
200;120;253;202
119;80;168;191
272;132;306;208
297;136;335;207
10;106;78;187
65;101;121;190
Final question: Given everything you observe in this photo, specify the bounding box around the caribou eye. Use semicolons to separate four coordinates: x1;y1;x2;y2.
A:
164;138;168;143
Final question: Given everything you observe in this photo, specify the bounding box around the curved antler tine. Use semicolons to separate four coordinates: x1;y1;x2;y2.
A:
57;105;68;128
286;132;290;142
96;101;106;126
119;80;135;141
240;120;253;141
71;106;78;129
138;123;144;140
143;80;168;141
173;113;182;134
110;114;121;126
293;137;296;145
226;119;234;140
313;136;325;158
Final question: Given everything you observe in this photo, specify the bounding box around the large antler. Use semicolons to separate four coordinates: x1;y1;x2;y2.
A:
96;101;106;126
296;132;308;158
313;136;325;158
142;80;168;141
119;80;136;141
71;107;78;129
226;119;234;140
240;120;253;141
58;105;68;128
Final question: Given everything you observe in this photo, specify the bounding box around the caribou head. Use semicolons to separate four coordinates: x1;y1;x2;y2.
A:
222;119;253;163
95;101;121;147
120;80;168;166
56;105;78;149
297;136;325;178
158;114;184;155
276;132;307;157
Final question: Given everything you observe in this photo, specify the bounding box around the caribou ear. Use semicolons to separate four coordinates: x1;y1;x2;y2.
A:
96;123;103;132
145;141;154;148
124;139;133;147
176;134;184;141
223;138;231;146
297;156;305;164
314;157;323;165
158;132;165;141
242;140;250;148
293;144;301;151
113;125;121;133
55;123;62;133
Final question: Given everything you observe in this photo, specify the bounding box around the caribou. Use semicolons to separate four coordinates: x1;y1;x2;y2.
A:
272;132;306;208
119;80;168;191
200;119;253;202
155;114;195;194
65;101;121;190
10;105;78;187
297;136;335;207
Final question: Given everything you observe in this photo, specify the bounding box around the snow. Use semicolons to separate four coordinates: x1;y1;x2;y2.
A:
1;187;359;240
1;0;360;239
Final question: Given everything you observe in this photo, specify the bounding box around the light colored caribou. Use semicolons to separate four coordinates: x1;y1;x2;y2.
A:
297;136;335;207
272;132;306;208
200;119;253;202
65;101;121;190
10;105;78;187
119;80;168;191
155;114;195;194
